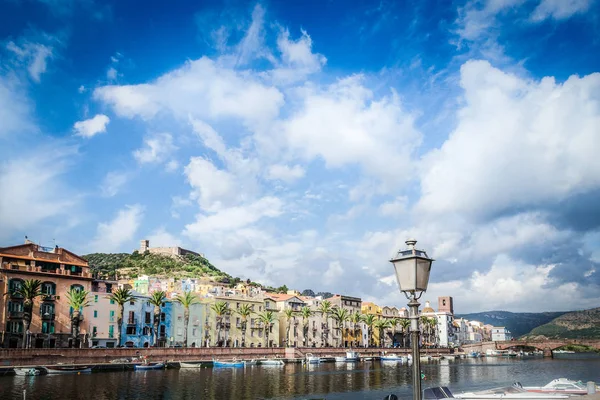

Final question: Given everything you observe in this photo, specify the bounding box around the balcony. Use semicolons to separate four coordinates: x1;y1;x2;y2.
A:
127;318;138;326
41;313;55;320
8;311;24;319
9;291;24;299
42;294;57;301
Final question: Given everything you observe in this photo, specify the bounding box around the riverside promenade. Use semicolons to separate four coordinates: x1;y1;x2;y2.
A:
0;347;452;367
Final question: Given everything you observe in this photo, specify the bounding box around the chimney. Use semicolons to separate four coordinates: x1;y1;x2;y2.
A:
140;239;149;253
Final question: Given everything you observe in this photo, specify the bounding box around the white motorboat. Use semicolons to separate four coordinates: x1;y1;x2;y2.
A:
380;354;404;362
553;350;575;354
180;361;204;368
305;354;321;364
14;367;40;376
335;356;346;363
45;365;92;374
345;351;359;362
259;359;284;366
522;378;598;395
455;385;570;399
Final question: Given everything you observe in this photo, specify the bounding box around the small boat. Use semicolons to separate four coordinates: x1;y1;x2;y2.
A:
345;351;359;362
553;350;575;354
420;355;432;361
45;365;92;374
245;359;258;366
381;354;404;362
467;351;481;358
260;359;284;366
305;353;321;364
454;385;571;399
522;378;598;395
213;360;245;368
180;361;204;368
335;356;346;363
14;367;40;376
134;362;164;371
363;357;373;361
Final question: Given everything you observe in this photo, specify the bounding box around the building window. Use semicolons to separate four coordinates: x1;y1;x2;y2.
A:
145;312;151;324
126;327;136;335
41;282;56;295
192;328;197;337
109;310;115;322
40;303;54;318
130;301;135;305
110;299;115;305
94;295;98;303
70;284;84;293
92;326;97;337
108;325;114;338
42;321;55;334
8;301;23;312
94;310;98;318
161;313;166;322
8;279;24;294
143;327;151;335
7;321;23;333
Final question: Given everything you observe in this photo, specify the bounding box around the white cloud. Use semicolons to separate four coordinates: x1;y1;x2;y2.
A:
147;227;181;247
417;60;600;220
530;0;591;21
78;85;86;93
235;4;271;66
73;114;110;138
266;164;305;182
6;41;54;82
280;76;421;186
133;132;176;164
184;157;241;211
90;204;144;252
107;66;117;81
94;57;284;129
0;145;77;239
165;160;179;172
455;0;525;42
100;171;129;197
379;196;408;217
0;75;34;137
269;28;327;84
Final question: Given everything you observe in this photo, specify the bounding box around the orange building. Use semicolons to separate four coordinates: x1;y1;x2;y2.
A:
0;240;93;348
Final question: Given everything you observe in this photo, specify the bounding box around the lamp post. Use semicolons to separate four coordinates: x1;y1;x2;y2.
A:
390;239;434;400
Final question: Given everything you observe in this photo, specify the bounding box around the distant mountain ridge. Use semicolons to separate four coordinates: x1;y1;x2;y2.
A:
455;310;568;338
524;307;600;339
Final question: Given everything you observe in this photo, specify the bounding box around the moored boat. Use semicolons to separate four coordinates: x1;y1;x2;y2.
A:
454;385;570;399
14;367;40;376
345;351;359;362
305;353;321;364
335;356;346;363
179;361;204;368
381;354;404;362
213;360;245;368
259;359;284;366
134;362;164;371
45;365;92;374
522;378;598;395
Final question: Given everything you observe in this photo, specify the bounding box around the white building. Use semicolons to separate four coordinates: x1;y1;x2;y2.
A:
420;297;457;347
491;326;512;341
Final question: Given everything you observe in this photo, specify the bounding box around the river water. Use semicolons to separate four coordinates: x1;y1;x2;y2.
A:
1;354;599;400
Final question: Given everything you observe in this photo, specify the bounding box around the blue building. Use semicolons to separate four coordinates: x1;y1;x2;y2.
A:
121;291;154;347
169;301;205;347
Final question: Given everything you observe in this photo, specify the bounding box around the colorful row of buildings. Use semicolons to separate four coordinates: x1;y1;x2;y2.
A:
0;240;508;349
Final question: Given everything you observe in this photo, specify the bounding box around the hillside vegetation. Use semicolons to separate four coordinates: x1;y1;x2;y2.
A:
456;311;568;337
524;307;600;339
83;251;232;282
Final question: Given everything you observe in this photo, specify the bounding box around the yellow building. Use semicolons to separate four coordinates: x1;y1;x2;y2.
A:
204;296;279;348
361;301;383;346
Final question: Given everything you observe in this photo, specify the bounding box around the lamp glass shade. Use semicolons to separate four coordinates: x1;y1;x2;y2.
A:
390;244;433;293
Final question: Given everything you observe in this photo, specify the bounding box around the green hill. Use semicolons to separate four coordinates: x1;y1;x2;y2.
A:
524;307;600;339
455;311;568;337
83;251;232;282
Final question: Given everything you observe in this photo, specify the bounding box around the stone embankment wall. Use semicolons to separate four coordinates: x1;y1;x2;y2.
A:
0;347;451;366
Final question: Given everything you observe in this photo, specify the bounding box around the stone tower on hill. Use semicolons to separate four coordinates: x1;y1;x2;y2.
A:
438;296;454;314
139;239;203;258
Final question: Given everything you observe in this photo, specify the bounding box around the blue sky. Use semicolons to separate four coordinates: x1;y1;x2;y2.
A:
1;0;599;313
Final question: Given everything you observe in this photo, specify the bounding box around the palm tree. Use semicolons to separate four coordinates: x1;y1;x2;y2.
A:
283;308;295;347
256;310;276;347
236;304;253;347
299;306;312;346
374;318;392;347
13;279;42;348
330;307;350;347
317;300;332;346
149;291;167;347
174;291;199;347
107;288;135;347
428;317;438;347
420;316;429;345
399;318;411;347
65;288;91;347
210;301;230;346
350;312;363;347
362;314;377;347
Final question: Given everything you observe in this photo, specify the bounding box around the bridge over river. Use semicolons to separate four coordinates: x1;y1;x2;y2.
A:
462;339;600;357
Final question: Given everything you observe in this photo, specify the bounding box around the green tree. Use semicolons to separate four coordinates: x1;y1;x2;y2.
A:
256;310;276;347
283;308;295;347
374;318;392;347
211;301;230;346
235;304;253;347
149;291;167;346
330;307;350;347
317;300;333;346
65;288;91;347
12;279;42;348
107;288;135;346
299;306;312;346
362;314;377;347
174;291;199;347
350;312;363;347
399;318;411;347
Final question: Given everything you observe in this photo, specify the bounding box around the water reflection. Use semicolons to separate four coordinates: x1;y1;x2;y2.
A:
1;356;599;400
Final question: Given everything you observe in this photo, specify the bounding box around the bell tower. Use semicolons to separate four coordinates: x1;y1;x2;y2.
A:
438;296;454;314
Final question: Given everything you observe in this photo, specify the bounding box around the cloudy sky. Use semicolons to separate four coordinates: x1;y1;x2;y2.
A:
1;0;599;313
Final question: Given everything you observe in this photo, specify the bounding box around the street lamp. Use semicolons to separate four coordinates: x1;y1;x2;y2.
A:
390;239;434;400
